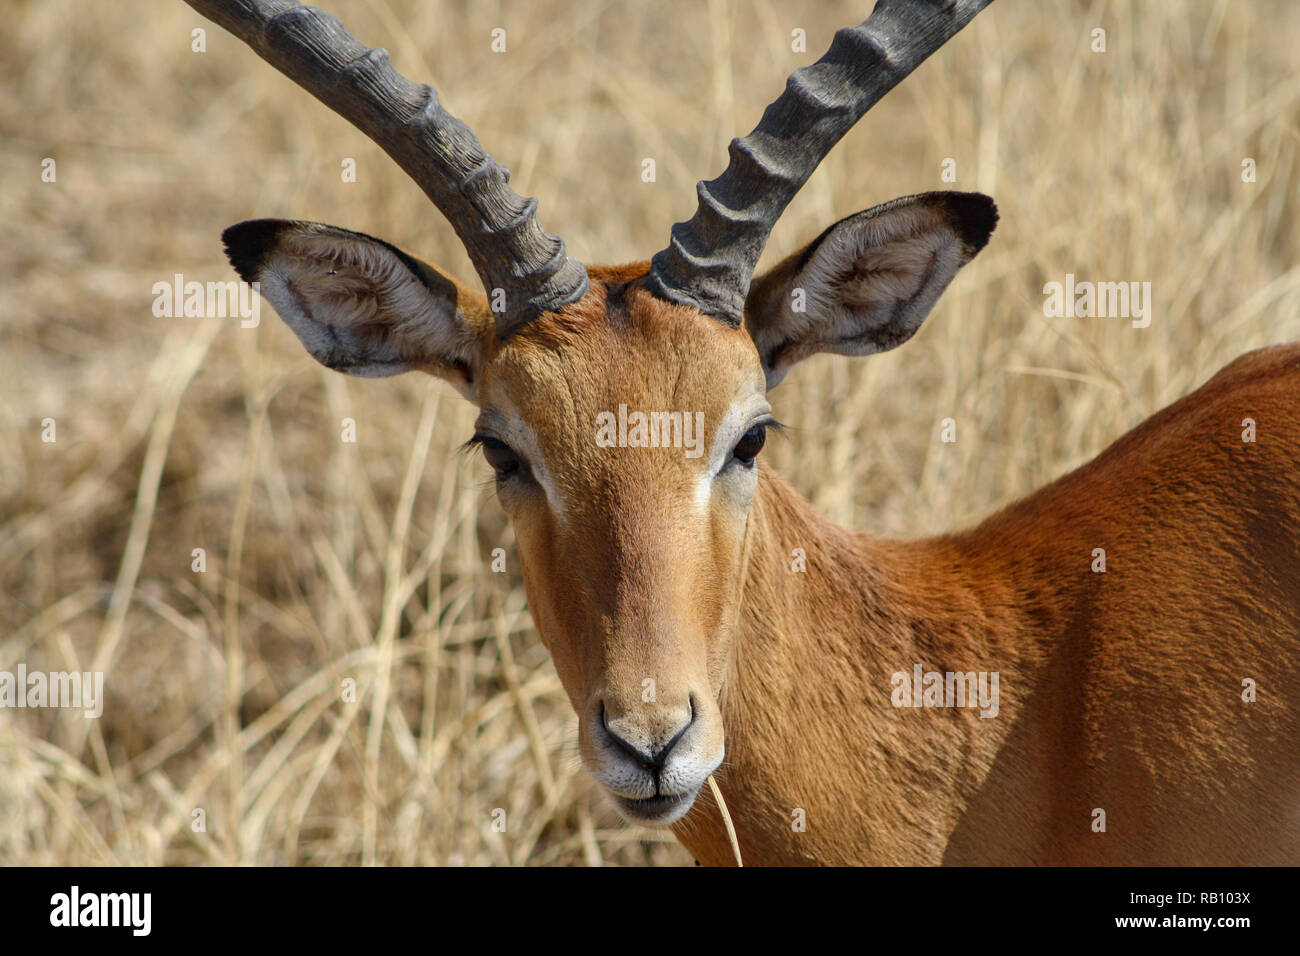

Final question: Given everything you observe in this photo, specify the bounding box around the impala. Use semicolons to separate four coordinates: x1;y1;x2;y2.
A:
186;0;1300;865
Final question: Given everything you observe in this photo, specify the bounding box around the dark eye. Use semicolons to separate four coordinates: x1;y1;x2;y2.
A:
478;436;521;479
732;425;767;466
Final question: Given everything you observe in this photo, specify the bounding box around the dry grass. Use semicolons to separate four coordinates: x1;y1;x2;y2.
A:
1;0;1297;866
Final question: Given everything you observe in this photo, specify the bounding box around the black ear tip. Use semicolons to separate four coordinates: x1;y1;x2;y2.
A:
946;193;998;255
222;218;295;283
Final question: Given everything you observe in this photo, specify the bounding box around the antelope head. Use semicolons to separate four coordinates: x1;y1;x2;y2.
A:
195;0;995;826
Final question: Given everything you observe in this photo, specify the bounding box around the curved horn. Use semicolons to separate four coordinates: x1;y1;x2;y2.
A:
184;0;588;335
645;0;993;326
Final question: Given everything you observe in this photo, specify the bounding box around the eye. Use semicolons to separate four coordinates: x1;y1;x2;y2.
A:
477;435;521;479
732;424;768;466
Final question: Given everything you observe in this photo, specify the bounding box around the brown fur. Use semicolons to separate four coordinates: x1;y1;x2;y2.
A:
479;277;1300;865
241;221;1300;865
675;343;1300;865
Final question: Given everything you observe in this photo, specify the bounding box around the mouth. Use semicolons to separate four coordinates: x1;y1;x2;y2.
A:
612;790;697;826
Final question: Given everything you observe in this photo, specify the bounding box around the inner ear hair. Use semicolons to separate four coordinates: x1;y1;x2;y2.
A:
744;192;996;386
222;219;492;392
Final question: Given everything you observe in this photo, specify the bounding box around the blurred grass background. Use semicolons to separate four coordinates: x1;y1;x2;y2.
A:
1;0;1297;865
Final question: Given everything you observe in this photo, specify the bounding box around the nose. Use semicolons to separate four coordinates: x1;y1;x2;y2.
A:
600;696;695;770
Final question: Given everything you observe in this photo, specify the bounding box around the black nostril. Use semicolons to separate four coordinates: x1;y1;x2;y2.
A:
657;708;693;768
601;702;656;768
600;699;696;771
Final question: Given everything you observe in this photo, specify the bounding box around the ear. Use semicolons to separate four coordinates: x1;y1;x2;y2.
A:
222;219;494;399
743;192;996;388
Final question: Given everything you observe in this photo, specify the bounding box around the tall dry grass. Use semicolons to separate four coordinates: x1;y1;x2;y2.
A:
1;0;1297;865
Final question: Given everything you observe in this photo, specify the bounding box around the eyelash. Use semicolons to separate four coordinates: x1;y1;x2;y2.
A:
465;434;524;481
731;419;784;467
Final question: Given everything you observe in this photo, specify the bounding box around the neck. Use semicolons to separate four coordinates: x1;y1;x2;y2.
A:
672;467;1035;865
